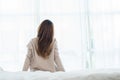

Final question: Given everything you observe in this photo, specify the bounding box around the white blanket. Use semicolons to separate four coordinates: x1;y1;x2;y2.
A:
0;69;120;80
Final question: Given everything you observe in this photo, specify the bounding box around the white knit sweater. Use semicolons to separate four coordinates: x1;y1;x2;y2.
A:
23;37;65;72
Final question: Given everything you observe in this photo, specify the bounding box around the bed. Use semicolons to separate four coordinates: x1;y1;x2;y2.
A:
0;69;120;80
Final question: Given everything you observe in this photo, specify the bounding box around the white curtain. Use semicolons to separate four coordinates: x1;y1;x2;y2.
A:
88;0;120;69
0;0;120;72
38;0;88;71
0;0;37;71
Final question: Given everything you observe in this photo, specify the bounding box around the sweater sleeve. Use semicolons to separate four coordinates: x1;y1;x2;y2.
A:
22;41;33;71
54;40;65;71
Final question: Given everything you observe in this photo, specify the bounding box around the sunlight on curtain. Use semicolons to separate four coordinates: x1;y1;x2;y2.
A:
0;0;37;71
0;0;88;71
36;0;88;71
88;0;120;69
1;0;120;72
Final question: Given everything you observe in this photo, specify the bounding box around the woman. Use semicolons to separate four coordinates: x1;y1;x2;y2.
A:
23;19;65;72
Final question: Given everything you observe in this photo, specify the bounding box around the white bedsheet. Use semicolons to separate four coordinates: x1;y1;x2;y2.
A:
0;69;120;80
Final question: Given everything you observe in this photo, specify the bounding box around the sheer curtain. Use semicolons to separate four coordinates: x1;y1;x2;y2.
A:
0;0;87;71
88;0;120;69
0;0;120;72
0;0;37;71
38;0;89;71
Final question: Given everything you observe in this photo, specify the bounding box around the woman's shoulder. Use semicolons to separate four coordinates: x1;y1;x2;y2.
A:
52;38;57;44
53;38;56;42
31;37;38;41
52;38;57;47
27;37;38;48
30;37;57;43
30;37;56;43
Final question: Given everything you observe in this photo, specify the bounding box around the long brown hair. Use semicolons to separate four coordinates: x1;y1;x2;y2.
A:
37;19;54;58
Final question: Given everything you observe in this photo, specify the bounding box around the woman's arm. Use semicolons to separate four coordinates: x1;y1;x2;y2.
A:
54;40;65;71
22;48;32;71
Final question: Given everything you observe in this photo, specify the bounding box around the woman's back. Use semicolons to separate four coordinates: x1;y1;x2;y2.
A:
23;19;65;72
23;37;65;72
